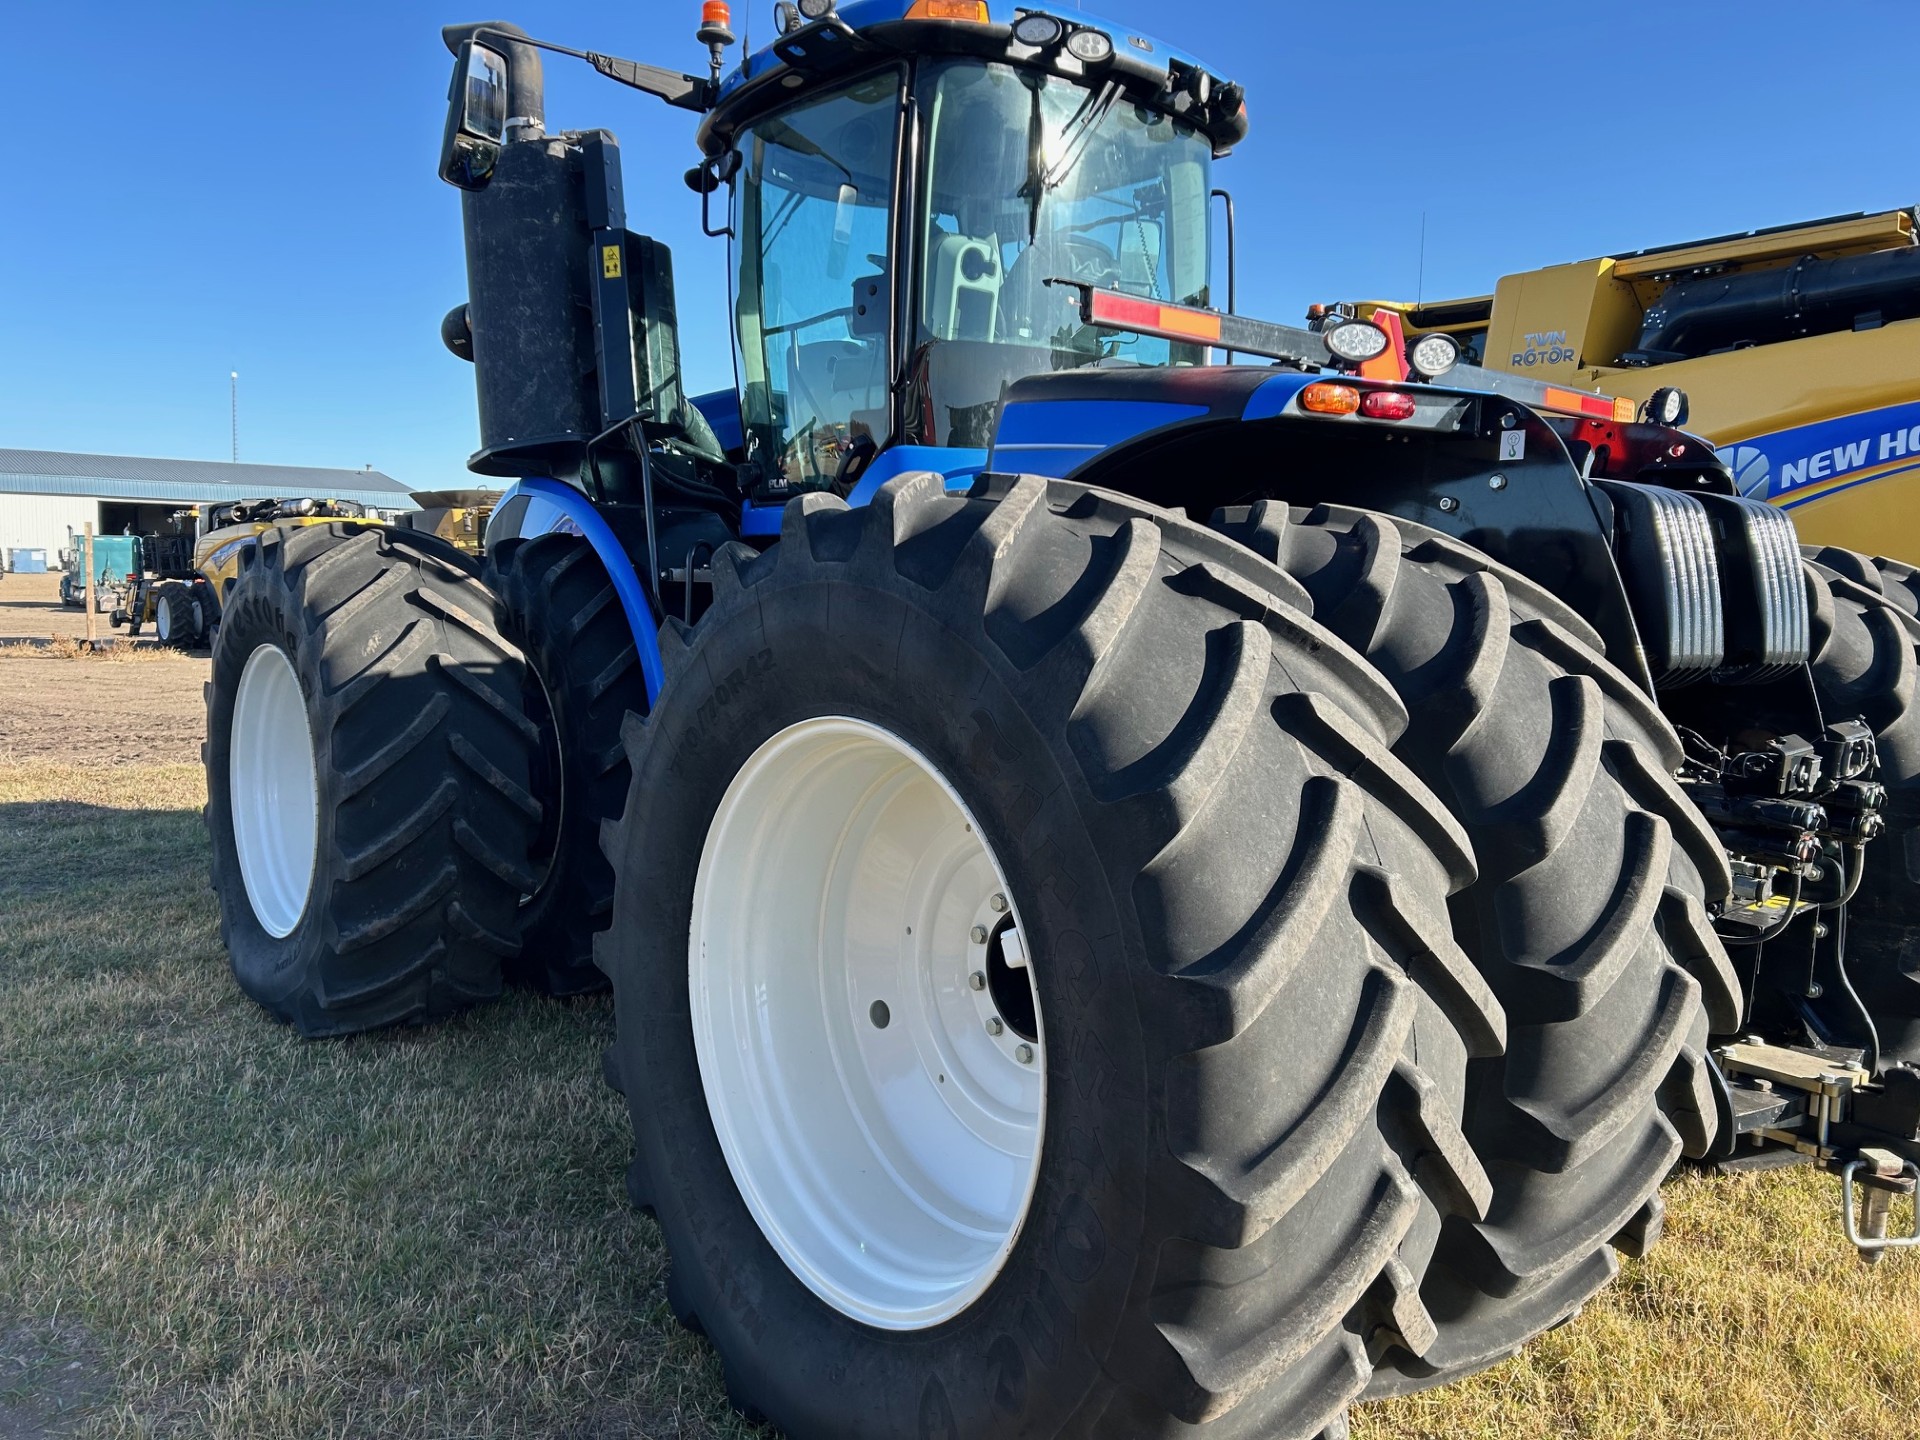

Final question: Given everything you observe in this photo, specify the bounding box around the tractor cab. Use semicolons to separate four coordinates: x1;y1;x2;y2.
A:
704;13;1237;488
438;3;1245;506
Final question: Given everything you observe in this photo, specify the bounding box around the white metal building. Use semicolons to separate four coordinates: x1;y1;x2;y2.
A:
0;449;416;567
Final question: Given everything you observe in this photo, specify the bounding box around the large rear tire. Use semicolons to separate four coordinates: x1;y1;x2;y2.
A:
603;475;1506;1439
1212;502;1737;1391
204;523;539;1035
1803;546;1920;1063
484;534;646;994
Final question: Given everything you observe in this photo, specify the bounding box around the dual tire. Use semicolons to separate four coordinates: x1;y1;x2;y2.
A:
205;523;644;1031
200;483;1733;1430
1214;502;1737;1387
483;534;648;993
204;523;539;1035
601;476;1717;1437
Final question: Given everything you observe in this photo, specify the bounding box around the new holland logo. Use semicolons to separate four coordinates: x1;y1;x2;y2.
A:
1719;400;1920;503
1721;444;1772;499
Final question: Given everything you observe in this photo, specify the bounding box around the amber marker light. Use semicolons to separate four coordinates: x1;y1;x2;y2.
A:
1301;383;1362;416
906;0;991;19
1542;386;1622;422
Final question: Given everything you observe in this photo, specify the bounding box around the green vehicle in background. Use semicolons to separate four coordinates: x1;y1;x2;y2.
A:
56;531;143;613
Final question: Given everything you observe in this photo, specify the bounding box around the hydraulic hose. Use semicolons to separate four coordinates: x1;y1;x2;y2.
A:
1828;904;1884;1075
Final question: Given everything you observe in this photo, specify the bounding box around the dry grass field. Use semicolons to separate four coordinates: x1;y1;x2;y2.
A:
2;633;1918;1438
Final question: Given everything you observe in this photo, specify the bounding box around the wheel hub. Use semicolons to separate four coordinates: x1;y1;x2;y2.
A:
229;643;320;939
690;717;1045;1330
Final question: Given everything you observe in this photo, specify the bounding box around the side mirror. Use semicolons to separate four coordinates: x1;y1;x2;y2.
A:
685;150;743;239
684;149;743;194
438;40;509;191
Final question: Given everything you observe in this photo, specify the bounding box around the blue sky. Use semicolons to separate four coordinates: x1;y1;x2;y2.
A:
3;1;1913;490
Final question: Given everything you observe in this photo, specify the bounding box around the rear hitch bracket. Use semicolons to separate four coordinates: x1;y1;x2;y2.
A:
1841;1148;1920;1264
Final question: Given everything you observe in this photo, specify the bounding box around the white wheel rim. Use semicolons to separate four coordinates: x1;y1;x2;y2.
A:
157;595;174;639
691;717;1046;1330
230;643;320;939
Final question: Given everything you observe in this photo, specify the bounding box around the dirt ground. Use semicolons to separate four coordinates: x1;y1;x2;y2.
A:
0;577;207;766
0;573;131;642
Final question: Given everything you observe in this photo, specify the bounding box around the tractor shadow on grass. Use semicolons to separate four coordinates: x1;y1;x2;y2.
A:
0;1317;111;1440
0;778;764;1438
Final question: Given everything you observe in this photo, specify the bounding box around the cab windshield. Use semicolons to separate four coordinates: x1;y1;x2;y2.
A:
907;59;1213;448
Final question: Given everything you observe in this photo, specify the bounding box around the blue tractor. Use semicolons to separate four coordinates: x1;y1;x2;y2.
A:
200;3;1920;1434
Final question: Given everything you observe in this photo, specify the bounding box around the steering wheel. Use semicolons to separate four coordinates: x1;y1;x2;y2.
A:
1059;235;1120;288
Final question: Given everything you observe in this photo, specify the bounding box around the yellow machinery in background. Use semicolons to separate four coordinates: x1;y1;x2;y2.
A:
119;492;500;648
1352;208;1920;560
117;499;374;648
394;489;499;557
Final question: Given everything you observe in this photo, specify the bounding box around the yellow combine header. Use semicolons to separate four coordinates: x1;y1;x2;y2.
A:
1355;209;1920;560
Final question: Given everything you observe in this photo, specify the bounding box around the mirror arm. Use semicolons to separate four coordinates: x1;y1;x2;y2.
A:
446;23;716;114
587;53;715;113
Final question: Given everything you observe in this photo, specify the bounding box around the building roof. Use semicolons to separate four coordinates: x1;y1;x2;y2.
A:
0;448;417;511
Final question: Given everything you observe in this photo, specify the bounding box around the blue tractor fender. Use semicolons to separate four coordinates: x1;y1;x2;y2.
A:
486;475;670;702
987;369;1318;478
737;446;990;537
491;460;993;703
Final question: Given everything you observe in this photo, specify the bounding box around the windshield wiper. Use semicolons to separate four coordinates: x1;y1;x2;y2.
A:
1018;79;1122;244
1040;80;1121;193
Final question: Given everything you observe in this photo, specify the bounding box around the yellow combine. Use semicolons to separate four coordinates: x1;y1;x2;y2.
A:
117;492;496;648
393;489;498;556
116;500;369;647
1353;208;1920;560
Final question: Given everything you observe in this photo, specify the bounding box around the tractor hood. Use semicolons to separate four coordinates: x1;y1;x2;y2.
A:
989;368;1480;478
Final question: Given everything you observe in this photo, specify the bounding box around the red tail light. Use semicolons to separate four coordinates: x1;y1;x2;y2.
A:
1359;391;1417;421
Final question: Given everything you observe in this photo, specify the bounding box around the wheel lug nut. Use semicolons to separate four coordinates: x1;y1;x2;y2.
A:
1015;1043;1034;1065
989;893;1008;913
986;1017;1003;1036
971;925;988;944
969;971;986;991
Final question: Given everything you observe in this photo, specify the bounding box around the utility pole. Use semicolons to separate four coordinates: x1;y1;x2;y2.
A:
230;371;239;463
83;523;97;649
